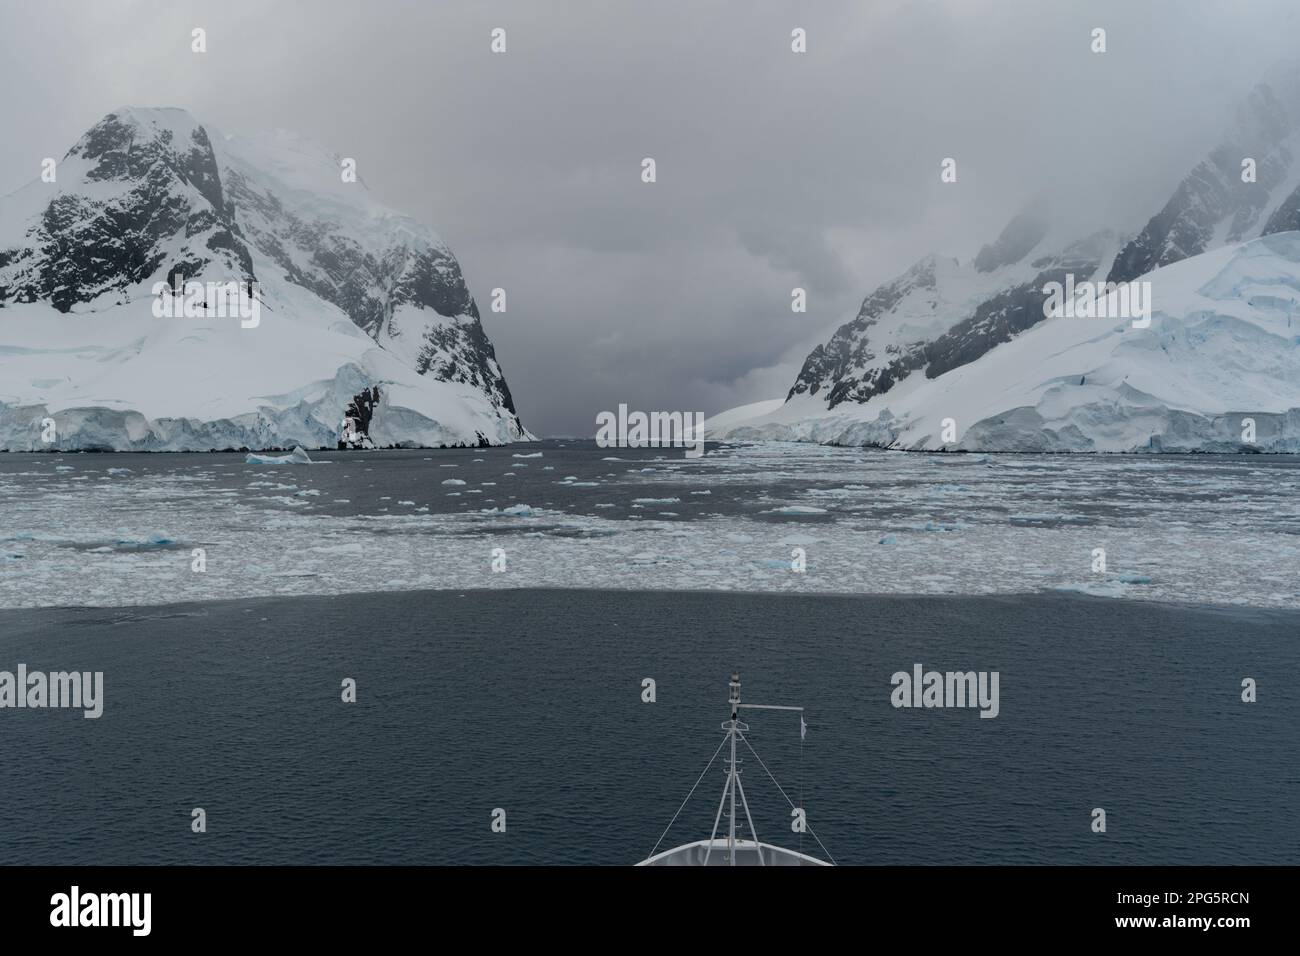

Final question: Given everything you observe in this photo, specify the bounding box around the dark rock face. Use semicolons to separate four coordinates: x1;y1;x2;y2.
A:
786;64;1300;422
1106;143;1280;283
339;386;381;449
0;107;528;445
1108;76;1300;284
789;229;1114;410
1262;182;1300;235
0;110;256;313
924;233;1113;380
788;257;940;407
222;165;520;422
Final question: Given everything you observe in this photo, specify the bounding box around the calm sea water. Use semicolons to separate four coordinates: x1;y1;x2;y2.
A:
0;588;1295;865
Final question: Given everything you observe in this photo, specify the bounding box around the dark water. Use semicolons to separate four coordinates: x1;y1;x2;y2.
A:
6;440;1299;527
0;589;1295;865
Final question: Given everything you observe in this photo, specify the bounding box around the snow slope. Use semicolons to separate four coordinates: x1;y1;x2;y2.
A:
744;61;1300;454
723;232;1300;452
788;197;1123;411
693;398;785;438
0;107;531;450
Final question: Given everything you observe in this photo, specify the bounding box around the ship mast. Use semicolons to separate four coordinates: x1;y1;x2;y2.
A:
644;673;827;866
728;672;740;865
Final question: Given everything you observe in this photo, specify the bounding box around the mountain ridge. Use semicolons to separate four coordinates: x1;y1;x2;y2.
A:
741;62;1300;453
0;107;531;451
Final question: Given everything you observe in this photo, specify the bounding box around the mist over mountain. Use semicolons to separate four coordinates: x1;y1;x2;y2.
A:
718;62;1300;453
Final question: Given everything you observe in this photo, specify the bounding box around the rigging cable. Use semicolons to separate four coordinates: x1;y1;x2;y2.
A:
738;729;836;865
645;730;730;860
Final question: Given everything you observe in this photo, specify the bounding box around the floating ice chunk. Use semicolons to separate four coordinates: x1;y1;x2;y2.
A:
478;504;538;517
1009;513;1089;525
442;478;467;485
106;467;133;475
878;534;898;545
634;497;681;504
1053;581;1129;599
111;531;184;551
766;505;827;515
513;452;544;458
246;446;313;466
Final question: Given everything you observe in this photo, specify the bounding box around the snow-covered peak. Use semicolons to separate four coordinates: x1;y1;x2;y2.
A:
972;196;1052;273
733;231;1300;452
215;126;433;240
0;107;530;450
1110;63;1300;284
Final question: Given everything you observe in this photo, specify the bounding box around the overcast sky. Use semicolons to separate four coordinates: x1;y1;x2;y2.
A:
3;0;1298;435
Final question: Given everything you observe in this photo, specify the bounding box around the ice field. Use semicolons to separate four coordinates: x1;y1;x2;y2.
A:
2;441;1297;609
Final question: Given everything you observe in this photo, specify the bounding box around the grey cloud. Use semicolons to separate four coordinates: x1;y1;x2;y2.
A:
2;0;1297;434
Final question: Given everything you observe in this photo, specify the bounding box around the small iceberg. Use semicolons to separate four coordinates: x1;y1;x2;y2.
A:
246;446;313;466
1118;572;1152;584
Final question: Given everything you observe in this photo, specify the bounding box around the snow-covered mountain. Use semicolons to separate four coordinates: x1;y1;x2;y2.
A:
725;63;1300;453
787;199;1122;410
0;107;531;451
728;232;1300;452
1110;60;1300;283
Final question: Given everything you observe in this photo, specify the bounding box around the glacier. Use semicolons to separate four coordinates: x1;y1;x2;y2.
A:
720;232;1300;453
